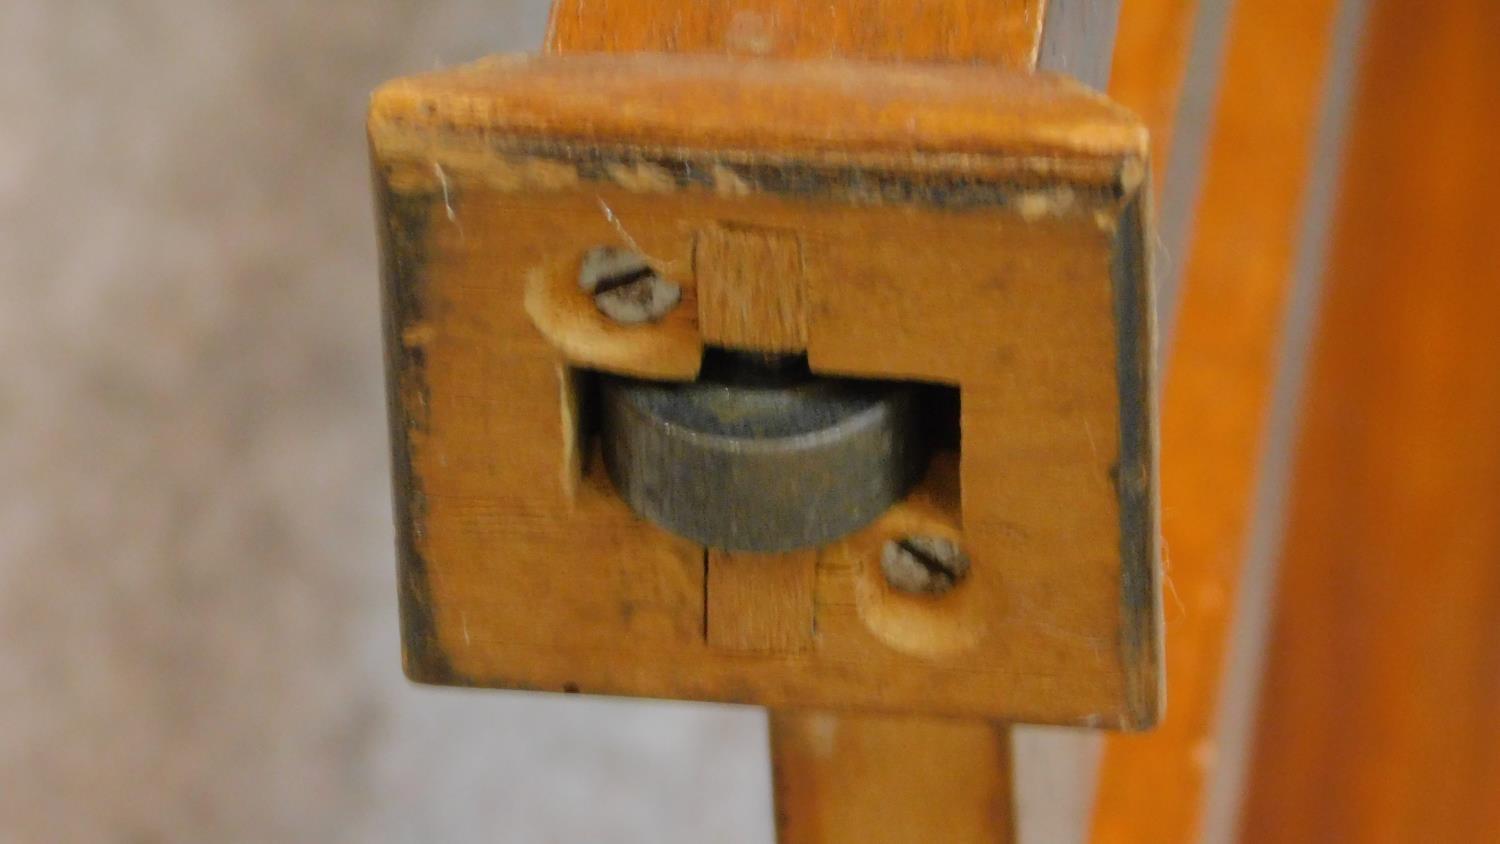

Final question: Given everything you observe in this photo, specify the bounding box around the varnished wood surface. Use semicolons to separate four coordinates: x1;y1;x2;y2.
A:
694;224;807;353
547;0;1044;68
706;549;817;653
1241;1;1500;840
771;711;1014;844
375;3;1164;838
371;53;1158;726
1089;0;1346;839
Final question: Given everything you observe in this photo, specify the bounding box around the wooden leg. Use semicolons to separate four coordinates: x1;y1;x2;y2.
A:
770;711;1014;844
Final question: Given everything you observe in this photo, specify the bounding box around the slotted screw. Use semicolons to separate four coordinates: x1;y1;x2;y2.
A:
880;535;970;595
578;246;681;325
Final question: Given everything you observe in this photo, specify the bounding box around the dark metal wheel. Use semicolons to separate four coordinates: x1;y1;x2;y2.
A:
601;353;924;552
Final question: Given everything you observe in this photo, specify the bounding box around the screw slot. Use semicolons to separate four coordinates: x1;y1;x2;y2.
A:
578;246;681;325
880;535;970;595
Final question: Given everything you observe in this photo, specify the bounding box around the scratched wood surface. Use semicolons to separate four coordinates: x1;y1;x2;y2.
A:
1241;1;1500;840
369;53;1159;726
1088;0;1347;839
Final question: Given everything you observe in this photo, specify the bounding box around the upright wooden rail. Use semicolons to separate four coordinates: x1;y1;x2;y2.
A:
1242;1;1500;839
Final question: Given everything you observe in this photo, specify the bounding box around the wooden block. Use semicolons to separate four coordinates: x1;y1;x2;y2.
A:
369;52;1160;727
707;549;817;653
695;224;807;352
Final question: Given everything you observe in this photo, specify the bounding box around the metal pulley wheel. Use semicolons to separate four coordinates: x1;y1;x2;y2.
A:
601;352;924;552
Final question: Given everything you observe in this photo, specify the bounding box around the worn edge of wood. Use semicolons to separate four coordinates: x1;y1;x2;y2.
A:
1112;187;1163;730
369;53;1147;169
371;152;464;687
369;76;1161;706
378;135;1139;213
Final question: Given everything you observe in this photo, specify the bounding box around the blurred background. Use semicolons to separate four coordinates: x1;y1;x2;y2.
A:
0;2;774;841
3;0;1495;842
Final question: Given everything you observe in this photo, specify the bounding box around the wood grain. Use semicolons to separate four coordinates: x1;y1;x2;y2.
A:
370;54;1158;725
1088;0;1346;840
707;549;816;653
771;711;1014;844
1241;1;1500;840
694;224;807;352
546;0;1044;68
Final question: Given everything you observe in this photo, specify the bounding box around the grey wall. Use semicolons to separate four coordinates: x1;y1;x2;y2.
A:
0;3;774;841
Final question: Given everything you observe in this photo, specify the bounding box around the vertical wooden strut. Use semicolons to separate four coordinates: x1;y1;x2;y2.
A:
1242;1;1500;839
545;3;1121;842
1090;0;1347;840
771;712;1015;843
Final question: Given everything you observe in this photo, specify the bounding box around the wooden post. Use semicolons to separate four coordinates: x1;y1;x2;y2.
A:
368;4;1153;842
772;712;1015;844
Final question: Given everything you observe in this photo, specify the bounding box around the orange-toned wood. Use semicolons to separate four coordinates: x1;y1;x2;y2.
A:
379;4;1152;840
546;0;1045;68
694;223;807;352
1089;0;1346;840
541;7;1128;843
1241;1;1500;840
371;53;1157;725
706;549;817;653
771;711;1015;843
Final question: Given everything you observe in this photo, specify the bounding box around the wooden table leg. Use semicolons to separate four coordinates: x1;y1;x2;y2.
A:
771;711;1014;844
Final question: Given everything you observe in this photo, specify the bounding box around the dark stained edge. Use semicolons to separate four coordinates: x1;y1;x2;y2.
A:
1111;186;1164;729
371;153;465;688
488;136;1127;212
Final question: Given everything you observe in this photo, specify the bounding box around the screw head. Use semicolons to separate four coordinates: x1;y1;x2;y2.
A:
880;535;970;595
578;246;681;325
